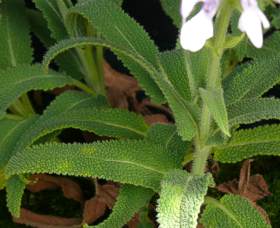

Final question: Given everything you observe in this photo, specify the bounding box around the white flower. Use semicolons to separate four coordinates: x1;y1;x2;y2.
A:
180;0;202;20
179;0;220;52
238;0;270;48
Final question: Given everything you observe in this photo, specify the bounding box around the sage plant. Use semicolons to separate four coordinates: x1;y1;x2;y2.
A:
1;0;280;227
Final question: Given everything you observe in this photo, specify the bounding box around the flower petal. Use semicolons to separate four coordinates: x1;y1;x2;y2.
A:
238;8;264;48
180;11;213;52
257;8;270;29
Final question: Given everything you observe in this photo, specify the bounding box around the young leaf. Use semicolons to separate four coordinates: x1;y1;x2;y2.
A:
6;176;26;218
6;140;182;192
91;185;153;228
0;0;33;68
159;0;181;28
223;54;280;105
228;98;280;126
68;0;165;103
214;124;280;163
200;88;230;136
157;170;212;228
0;64;86;119
0;116;38;169
201;195;271;228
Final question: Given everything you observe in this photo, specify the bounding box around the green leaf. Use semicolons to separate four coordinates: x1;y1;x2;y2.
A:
214;124;280;163
158;49;191;101
200;88;230;136
247;32;280;59
201;195;271;228
32;0;70;40
0;116;38;169
6;140;181;191
223;54;280;105
0;0;33;68
32;0;85;80
146;124;190;165
0;64;85;119
26;9;54;47
67;0;165;103
91;185;153;228
10;91;148;168
6;176;26;218
157;170;212;228
43;36;199;140
228;98;280;126
0;169;6;190
159;0;181;28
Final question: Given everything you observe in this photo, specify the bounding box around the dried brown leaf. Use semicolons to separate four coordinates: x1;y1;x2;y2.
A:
28;174;83;203
144;114;169;125
14;208;81;228
82;182;119;225
82;196;107;225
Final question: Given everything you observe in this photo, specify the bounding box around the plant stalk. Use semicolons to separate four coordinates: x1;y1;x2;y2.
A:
192;0;233;176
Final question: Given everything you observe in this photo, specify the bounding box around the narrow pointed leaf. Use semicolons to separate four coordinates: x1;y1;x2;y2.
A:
6;140;182;191
200;88;230;136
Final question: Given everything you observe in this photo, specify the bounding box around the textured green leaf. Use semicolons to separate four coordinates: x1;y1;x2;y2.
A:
157;61;199;141
67;0;165;103
0;64;84;119
43;36;199;140
33;0;85;80
6;176;26;218
6;140;181;191
91;185;153;228
200;88;230;136
214;124;280;163
157;170;211;228
223;54;280;105
247;32;280;59
10;91;148;166
146;124;190;165
158;49;191;101
228;98;280;126
32;0;70;40
0;116;38;169
0;169;6;190
26;9;54;47
201;195;271;228
0;0;33;68
159;0;181;28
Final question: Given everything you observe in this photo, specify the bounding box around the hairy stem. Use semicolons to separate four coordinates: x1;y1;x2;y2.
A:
192;0;233;176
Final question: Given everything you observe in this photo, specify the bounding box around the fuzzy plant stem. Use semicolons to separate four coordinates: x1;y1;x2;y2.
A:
192;0;233;176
